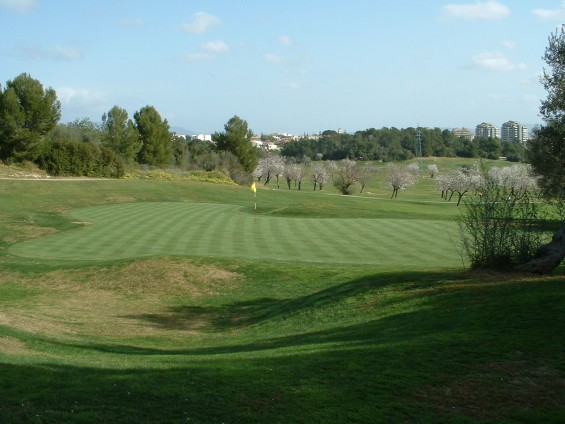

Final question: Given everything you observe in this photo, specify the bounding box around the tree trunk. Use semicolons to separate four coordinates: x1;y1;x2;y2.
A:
514;222;565;274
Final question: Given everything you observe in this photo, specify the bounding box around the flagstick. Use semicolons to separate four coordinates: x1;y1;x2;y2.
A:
254;191;257;222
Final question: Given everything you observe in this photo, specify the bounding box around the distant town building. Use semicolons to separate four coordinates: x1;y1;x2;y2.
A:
264;142;280;151
192;134;212;142
172;132;187;140
501;120;528;144
451;127;474;140
475;122;500;139
251;136;263;148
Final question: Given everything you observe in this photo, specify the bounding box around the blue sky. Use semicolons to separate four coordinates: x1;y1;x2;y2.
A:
1;0;563;134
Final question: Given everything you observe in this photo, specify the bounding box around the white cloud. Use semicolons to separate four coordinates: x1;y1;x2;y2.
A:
0;0;37;13
279;35;294;47
182;12;220;34
51;45;84;61
13;44;83;61
200;40;230;53
56;87;107;106
442;1;510;20
471;51;526;71
532;2;565;21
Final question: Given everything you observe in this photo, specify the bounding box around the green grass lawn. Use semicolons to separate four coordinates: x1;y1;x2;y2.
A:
0;168;564;423
8;202;460;267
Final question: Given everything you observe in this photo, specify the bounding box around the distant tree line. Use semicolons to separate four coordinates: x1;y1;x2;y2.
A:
281;128;526;162
0;73;258;181
0;72;526;181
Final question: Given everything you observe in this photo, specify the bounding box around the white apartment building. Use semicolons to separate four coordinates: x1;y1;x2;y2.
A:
501;120;528;144
475;122;500;139
452;127;474;140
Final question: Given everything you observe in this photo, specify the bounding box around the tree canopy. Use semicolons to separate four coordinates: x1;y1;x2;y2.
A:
102;106;141;164
0;73;61;160
528;25;565;200
213;115;258;172
281;128;522;163
134;105;172;166
519;25;565;273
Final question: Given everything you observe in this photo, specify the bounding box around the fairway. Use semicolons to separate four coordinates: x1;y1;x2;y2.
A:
8;201;460;267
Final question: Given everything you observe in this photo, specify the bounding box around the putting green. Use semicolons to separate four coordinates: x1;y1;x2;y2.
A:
9;202;461;267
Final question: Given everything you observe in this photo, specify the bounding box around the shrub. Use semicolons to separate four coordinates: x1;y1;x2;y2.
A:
35;140;124;178
458;166;545;270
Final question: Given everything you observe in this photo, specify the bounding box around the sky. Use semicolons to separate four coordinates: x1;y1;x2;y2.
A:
1;0;564;135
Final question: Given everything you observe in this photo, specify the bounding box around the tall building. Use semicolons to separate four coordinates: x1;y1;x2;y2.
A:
452;127;474;140
501;120;528;143
475;122;500;139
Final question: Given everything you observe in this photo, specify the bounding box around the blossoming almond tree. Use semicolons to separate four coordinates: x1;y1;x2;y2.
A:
386;163;416;199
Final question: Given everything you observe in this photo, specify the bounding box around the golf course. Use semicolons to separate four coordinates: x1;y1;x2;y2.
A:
0;160;564;423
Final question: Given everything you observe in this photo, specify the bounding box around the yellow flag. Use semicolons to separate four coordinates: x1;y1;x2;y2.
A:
250;182;256;193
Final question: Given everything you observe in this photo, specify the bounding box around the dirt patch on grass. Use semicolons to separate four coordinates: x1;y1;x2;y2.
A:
1;258;240;297
0;258;242;340
3;224;57;243
0;337;43;356
417;360;565;419
87;258;241;297
104;196;138;203
0;336;39;356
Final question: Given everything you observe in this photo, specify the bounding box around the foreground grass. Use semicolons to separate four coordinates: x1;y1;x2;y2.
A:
0;258;563;423
0;174;563;423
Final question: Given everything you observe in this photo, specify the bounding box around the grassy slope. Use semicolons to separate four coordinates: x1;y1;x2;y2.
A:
0;161;564;423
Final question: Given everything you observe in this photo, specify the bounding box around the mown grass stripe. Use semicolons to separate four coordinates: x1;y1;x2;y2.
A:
9;202;461;267
298;219;344;262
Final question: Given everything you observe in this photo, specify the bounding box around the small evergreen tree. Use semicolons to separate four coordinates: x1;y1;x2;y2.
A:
134;106;172;166
0;73;61;161
213;115;258;173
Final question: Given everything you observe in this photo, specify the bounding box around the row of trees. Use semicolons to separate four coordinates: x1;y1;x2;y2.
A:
253;155;366;194
0;73;258;179
281;127;526;162
254;154;429;197
1;72;530;183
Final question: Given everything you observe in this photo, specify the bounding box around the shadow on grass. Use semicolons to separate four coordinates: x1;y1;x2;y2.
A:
123;271;457;332
0;346;446;424
2;271;564;423
48;270;565;361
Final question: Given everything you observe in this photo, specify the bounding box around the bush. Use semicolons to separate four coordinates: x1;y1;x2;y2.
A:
458;169;545;270
35;140;124;178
